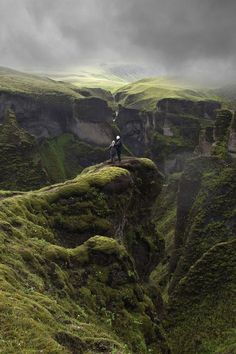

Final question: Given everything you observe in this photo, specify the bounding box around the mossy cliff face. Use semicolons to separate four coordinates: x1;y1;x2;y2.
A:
116;101;213;174
211;109;233;160
167;239;236;354
157;98;221;119
0;157;168;353
161;156;236;353
150;173;180;298
149;107;236;353
46;157;164;280
0;109;49;190
39;133;108;183
0;90;222;179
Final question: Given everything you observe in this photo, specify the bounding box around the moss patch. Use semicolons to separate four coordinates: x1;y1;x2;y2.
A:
0;157;167;353
0;109;49;190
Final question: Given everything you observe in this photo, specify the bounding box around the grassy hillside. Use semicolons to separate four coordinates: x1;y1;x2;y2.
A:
0;67;119;109
0;67;83;99
1;67;233;111
50;66;128;92
115;77;222;111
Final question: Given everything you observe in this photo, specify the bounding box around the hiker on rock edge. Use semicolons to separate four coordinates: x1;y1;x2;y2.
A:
115;135;122;162
108;140;117;164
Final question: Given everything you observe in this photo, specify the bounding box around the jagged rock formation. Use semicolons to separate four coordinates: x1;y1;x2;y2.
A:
0;83;222;179
151;110;236;353
0;157;169;353
211;109;233;159
39;133;108;183
0;93;114;144
157;98;221;119
194;126;214;156
1;68;235;354
166;158;236;353
0;109;49;190
117;104;202;173
0;91;117;185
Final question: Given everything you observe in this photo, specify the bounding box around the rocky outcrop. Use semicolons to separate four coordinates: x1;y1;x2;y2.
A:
0;157;168;353
116;106;201;173
0;109;49;190
48;157;164;279
195;109;236;159
0;93;114;145
163;156;236;353
169;156;224;278
0;89;221;178
116;106;156;155
0;93;116;186
0;86;225;185
71;97;114;145
194;126;214;156
157;98;221;119
0;92;73;139
211;109;233;159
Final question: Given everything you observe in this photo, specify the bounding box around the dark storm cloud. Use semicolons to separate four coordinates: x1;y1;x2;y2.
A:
0;0;236;82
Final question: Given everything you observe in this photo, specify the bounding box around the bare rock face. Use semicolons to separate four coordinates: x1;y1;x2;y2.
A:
71;97;114;145
0;93;113;145
116;105;202;173
116;106;156;155
0;92;73;139
195;126;214;156
157;98;221;119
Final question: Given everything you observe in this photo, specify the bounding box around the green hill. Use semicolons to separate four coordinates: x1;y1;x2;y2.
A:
0;67;116;104
0;67;83;99
115;77;222;111
1;67;233;112
49;66;128;92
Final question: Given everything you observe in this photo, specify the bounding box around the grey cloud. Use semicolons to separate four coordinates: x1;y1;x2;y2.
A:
0;0;236;83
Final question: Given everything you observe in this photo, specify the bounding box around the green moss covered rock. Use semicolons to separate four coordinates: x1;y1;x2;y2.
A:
0;109;49;190
0;157;168;353
163;155;236;353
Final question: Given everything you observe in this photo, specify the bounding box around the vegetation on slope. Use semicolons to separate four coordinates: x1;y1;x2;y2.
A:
0;67;83;100
151;108;236;353
115;77;221;111
0;67;119;112
50;66;127;92
0;109;49;190
0;157;168;353
165;159;236;353
39;134;107;183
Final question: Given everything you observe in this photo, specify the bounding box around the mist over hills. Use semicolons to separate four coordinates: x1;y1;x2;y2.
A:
1;64;235;111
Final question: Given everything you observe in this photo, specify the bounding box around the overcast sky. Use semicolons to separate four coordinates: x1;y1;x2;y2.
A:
0;0;236;83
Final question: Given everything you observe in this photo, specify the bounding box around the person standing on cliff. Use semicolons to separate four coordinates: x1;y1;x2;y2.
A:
115;135;122;162
108;140;117;164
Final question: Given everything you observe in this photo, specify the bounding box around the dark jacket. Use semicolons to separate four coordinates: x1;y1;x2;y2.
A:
115;139;122;153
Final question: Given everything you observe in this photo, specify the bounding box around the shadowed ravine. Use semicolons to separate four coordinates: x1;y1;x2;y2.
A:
0;69;235;353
